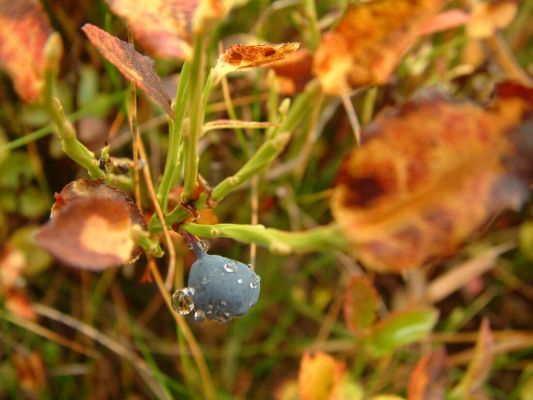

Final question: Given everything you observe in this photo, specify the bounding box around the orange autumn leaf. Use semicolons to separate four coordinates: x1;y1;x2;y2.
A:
331;85;532;272
269;48;314;95
298;352;346;400
214;42;300;79
37;181;146;270
467;0;517;38
82;23;174;117
0;0;54;102
407;349;447;400
314;0;446;95
104;0;197;59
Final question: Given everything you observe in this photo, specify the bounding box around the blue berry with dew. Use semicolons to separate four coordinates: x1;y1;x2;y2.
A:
171;233;260;323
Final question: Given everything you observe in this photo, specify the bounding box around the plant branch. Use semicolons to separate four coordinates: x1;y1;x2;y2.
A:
182;222;349;254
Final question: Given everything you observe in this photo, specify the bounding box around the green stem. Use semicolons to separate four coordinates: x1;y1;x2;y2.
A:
47;97;104;179
182;222;348;254
211;81;320;202
211;132;291;202
182;33;207;202
157;62;192;210
4;92;125;152
131;225;164;258
303;0;320;50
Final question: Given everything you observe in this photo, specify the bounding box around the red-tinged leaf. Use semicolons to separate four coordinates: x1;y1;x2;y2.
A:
314;0;446;94
298;352;346;400
269;48;314;95
365;308;438;358
104;0;197;59
214;42;300;79
331;88;532;272
343;275;378;336
417;9;471;35
408;349;447;400
0;0;53;102
37;182;146;270
82;23;174;117
452;319;495;398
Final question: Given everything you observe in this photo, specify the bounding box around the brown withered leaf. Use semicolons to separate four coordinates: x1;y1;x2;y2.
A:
269;48;314;95
298;352;346;400
82;24;174;117
314;0;446;95
37;186;145;270
51;179;146;228
343;275;378;336
215;42;300;78
105;0;196;59
0;0;53;102
408;349;447;400
331;86;532;272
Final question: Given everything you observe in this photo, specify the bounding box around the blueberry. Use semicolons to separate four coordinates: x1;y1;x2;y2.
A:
187;252;260;323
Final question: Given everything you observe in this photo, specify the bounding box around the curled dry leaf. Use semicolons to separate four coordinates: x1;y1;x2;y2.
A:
314;0;446;95
37;180;146;270
298;352;346;400
343;275;378;336
332;85;532;272
214;42;300;80
0;0;53;102
104;0;197;60
407;349;447;400
82;23;174;118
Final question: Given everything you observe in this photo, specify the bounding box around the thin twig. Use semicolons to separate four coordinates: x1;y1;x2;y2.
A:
32;303;171;400
136;140;177;289
147;258;216;400
341;93;361;145
0;310;99;358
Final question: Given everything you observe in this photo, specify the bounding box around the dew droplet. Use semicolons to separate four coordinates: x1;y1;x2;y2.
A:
198;240;209;252
171;287;195;315
223;262;236;273
194;310;206;322
220;300;227;307
247;263;254;270
237;278;243;284
249;276;261;289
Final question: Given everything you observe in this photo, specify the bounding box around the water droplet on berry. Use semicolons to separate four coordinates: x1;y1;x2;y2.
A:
194;310;206;322
171;287;195;315
198;240;209;252
223;262;236;273
249;276;260;289
220;300;227;307
237;278;243;284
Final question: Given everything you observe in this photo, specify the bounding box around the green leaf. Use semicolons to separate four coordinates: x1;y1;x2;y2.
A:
365;308;438;358
344;276;378;335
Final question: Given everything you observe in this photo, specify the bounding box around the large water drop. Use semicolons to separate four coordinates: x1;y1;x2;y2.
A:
171;287;195;315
